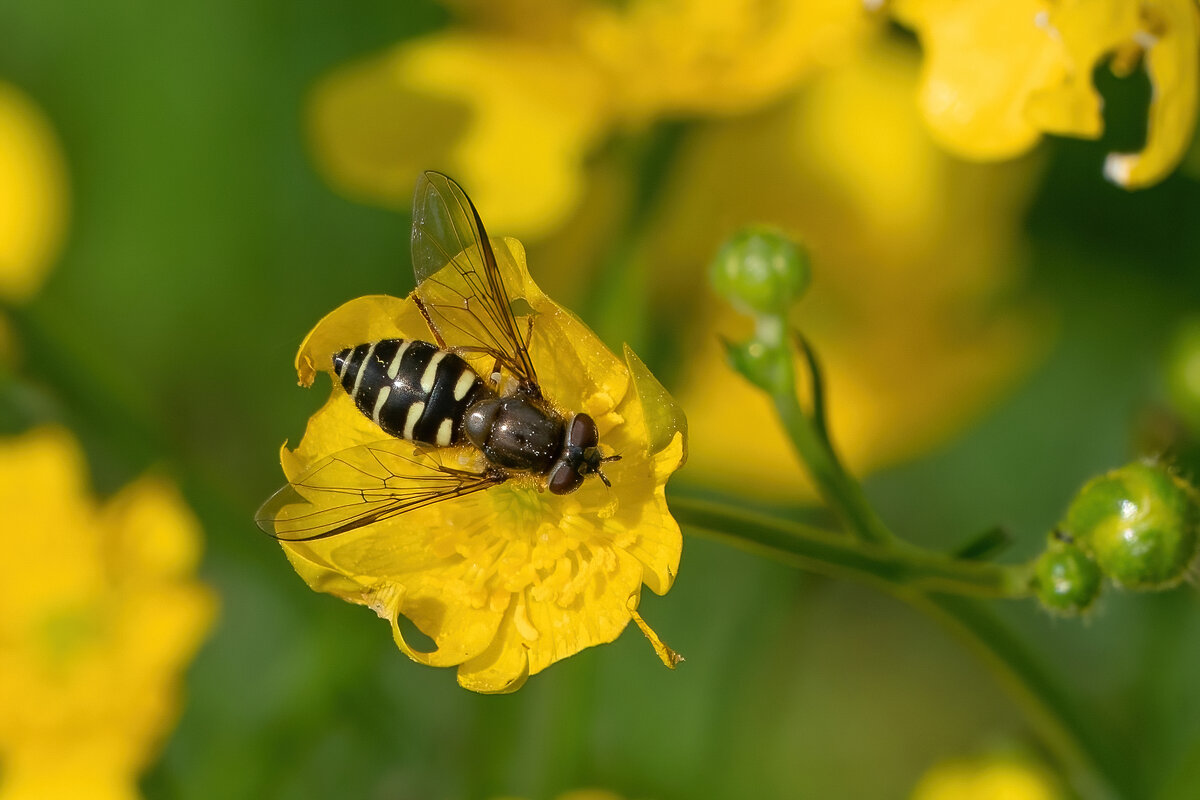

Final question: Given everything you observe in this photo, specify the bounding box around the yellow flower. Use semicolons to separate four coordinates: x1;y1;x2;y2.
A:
0;81;68;303
307;32;608;239
910;753;1067;800
662;41;1042;498
270;237;686;694
306;0;876;237
892;0;1200;188
0;427;215;800
577;0;875;120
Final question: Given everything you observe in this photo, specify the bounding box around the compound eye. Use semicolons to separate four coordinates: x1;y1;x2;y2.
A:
567;413;600;449
547;459;584;495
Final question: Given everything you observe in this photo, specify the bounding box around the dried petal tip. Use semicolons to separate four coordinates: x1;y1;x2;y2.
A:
629;607;683;669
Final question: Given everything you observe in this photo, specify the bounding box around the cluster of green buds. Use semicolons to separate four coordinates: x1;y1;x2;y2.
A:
710;228;1200;619
1034;461;1199;615
708;227;812;397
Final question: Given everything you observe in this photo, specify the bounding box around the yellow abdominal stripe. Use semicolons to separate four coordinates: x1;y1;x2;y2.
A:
420;351;446;393
403;402;425;440
454;370;476;400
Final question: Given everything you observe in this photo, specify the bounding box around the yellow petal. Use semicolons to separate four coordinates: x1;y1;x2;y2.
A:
895;0;1199;186
0;82;68;303
624;344;688;460
530;546;647;675
1104;0;1200;188
593;349;684;596
0;749;140;800
101;476;204;580
1024;0;1140;138
308;33;607;239
294;294;428;387
0;427;98;622
623;441;684;596
893;0;1062;158
0;428;215;798
494;238;631;413
578;0;877;120
386;578;508;668
455;598;531;694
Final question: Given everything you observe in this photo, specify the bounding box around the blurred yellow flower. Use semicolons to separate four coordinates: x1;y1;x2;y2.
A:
306;0;876;237
308;32;608;239
577;0;874;120
910;753;1067;800
0;81;67;303
310;0;1197;256
892;0;1199;188
0;427;215;800
661;41;1042;498
270;237;685;694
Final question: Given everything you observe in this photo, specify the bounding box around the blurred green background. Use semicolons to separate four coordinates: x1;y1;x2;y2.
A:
3;1;1200;799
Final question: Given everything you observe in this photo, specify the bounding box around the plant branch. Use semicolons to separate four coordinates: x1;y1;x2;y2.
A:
672;493;1124;799
772;388;895;545
671;493;1031;597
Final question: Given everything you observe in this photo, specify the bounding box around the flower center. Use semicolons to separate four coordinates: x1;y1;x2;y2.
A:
426;479;626;616
489;481;554;531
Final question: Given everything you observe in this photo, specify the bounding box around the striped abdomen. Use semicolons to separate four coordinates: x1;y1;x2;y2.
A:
333;339;490;447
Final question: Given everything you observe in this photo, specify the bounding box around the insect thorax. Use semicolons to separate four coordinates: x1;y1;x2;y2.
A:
464;395;565;473
334;339;489;447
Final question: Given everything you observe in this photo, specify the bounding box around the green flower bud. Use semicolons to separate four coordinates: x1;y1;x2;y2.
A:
1033;535;1102;615
709;227;811;318
1063;461;1199;590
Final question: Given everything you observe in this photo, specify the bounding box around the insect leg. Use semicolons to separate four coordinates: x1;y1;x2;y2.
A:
517;315;540;396
413;294;449;350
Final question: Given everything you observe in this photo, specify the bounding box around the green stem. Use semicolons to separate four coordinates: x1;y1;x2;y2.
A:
671;493;1123;799
672;494;1031;598
773;390;895;545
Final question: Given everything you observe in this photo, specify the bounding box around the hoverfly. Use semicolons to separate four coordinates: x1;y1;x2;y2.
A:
257;171;619;542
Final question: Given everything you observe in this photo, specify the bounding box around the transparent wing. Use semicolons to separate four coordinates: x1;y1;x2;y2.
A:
410;170;539;395
256;439;506;542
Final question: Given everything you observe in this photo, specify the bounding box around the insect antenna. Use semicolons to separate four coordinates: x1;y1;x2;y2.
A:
596;453;622;487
